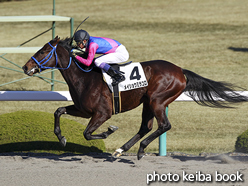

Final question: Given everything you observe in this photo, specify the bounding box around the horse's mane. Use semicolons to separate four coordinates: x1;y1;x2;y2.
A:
58;37;77;52
57;37;98;72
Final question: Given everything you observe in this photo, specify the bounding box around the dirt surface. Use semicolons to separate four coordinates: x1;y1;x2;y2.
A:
0;152;247;186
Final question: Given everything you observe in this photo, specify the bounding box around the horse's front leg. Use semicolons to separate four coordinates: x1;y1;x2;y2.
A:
54;105;84;147
83;112;117;140
54;107;67;147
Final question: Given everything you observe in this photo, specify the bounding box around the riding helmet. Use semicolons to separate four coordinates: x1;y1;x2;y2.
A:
74;30;90;43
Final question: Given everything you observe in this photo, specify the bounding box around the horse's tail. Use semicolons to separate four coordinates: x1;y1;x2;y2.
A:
182;69;248;108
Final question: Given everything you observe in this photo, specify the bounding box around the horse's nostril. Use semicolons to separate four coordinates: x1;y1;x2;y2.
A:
22;65;29;74
22;65;27;71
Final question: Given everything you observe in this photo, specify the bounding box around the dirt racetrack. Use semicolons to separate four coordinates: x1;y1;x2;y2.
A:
0;152;247;186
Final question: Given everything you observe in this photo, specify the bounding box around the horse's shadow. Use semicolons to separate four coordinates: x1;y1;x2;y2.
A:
0;141;103;154
52;152;135;164
5;152;135;164
228;47;248;53
0;147;135;165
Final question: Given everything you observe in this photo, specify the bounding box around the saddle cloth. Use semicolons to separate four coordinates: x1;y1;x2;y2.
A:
102;62;148;115
102;62;148;93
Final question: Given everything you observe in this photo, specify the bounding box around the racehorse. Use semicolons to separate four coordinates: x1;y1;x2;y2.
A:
22;36;248;160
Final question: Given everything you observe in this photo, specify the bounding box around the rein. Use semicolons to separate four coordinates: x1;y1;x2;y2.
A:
74;59;94;72
70;49;94;72
31;42;72;72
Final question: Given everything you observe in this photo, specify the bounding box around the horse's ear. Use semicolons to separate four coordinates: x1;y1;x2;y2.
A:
55;36;60;40
52;36;60;45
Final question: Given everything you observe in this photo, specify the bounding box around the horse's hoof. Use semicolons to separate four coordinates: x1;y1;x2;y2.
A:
60;136;67;147
112;148;123;158
112;151;122;158
137;152;147;160
108;125;118;132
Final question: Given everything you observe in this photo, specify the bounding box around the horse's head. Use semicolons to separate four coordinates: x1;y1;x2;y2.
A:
22;36;60;76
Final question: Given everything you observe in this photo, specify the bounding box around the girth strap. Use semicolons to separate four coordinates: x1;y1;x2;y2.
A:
111;64;121;114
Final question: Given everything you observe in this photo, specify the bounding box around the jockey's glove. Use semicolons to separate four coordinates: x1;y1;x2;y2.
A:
70;52;77;58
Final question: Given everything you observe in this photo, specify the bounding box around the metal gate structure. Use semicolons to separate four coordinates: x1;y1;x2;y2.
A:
0;0;74;90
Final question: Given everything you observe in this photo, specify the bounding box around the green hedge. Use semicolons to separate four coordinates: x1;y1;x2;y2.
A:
0;110;105;154
235;129;248;153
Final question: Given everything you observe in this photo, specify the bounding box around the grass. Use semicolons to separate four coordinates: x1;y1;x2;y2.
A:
0;0;248;155
0;110;105;154
235;128;248;153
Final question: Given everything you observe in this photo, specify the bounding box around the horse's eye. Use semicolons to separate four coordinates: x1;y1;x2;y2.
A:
40;51;44;54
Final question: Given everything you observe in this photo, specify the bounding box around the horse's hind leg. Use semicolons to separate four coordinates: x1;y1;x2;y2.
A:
112;102;154;157
54;105;83;147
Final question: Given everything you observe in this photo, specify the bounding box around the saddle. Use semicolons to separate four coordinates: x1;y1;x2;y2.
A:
103;62;148;115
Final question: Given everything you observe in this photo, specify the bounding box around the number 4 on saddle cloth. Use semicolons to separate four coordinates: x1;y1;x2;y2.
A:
102;62;148;114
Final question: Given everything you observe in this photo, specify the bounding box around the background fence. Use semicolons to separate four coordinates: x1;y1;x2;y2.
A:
0;0;74;91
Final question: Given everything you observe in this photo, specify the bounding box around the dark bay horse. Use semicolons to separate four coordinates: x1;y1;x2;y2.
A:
22;37;248;160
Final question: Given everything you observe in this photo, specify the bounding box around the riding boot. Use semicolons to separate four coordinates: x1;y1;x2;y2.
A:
105;66;125;86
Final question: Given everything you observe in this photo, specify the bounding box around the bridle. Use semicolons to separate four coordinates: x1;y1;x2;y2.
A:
31;42;72;73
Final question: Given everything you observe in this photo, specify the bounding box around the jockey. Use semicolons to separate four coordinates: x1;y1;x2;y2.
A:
71;30;129;86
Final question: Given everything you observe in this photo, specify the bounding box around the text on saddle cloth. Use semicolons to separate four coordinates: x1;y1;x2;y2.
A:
102;62;148;92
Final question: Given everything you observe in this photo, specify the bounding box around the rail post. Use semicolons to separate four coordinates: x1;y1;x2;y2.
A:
51;0;56;91
159;106;168;156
